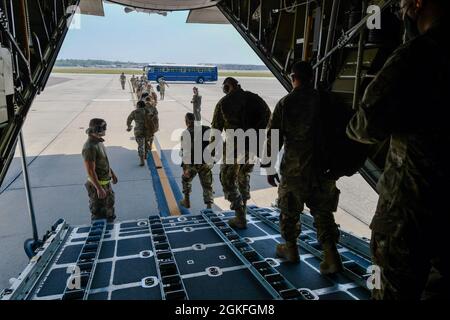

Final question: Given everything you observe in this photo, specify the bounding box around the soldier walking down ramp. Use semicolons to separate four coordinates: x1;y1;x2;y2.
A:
120;72;126;90
127;101;155;166
191;87;202;122
147;83;158;106
179;113;214;210
212;77;271;230
263;62;342;275
158;77;169;100
82;119;118;223
144;96;159;151
131;75;137;93
346;0;450;300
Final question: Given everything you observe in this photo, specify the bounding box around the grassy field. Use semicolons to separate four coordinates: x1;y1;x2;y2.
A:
51;67;274;78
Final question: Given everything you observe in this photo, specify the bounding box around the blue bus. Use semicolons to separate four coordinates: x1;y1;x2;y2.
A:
145;64;218;84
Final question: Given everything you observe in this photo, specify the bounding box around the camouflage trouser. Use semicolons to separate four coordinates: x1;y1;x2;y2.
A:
370;203;450;300
85;182;116;223
160;89;165;100
135;135;154;158
278;176;340;245
121;81;125;90
219;163;254;210
182;164;214;204
193;106;201;122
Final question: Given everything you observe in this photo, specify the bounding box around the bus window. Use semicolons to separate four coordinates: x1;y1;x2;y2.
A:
148;65;217;83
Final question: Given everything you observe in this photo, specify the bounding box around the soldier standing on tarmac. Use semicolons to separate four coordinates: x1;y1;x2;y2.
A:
191;87;202;122
82;119;118;223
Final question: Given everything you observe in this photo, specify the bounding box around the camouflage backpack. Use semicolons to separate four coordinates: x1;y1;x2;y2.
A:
314;90;369;180
144;107;159;135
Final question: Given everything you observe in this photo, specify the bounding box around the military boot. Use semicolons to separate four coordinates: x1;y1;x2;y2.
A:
228;207;247;229
179;195;190;209
139;156;145;167
319;243;343;275
276;241;300;263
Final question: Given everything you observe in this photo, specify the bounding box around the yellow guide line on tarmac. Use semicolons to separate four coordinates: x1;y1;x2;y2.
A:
151;146;182;216
129;80;181;216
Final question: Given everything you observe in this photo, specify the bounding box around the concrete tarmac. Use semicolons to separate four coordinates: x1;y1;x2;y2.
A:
0;74;378;289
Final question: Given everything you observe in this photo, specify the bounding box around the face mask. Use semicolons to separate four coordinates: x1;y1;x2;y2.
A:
404;14;420;41
98;131;106;137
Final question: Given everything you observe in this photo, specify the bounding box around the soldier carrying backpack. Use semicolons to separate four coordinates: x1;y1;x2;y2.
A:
262;61;364;275
314;90;369;181
211;77;271;230
127;100;158;167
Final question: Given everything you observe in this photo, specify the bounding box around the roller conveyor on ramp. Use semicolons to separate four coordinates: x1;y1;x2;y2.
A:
0;207;371;300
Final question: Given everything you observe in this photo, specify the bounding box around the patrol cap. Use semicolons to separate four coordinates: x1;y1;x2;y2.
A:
86;118;107;134
222;77;239;87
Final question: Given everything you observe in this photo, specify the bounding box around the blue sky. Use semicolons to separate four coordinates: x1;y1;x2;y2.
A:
58;3;263;65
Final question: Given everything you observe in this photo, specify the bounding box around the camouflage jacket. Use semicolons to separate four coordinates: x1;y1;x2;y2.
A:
82;136;111;182
145;104;159;135
211;88;247;160
346;21;450;233
127;107;148;137
181;125;211;165
265;85;321;183
212;88;271;159
212;88;248;131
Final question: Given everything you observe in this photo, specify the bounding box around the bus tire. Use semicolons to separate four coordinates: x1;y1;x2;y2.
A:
197;77;204;84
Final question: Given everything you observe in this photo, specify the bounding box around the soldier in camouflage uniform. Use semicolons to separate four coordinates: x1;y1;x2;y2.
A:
346;0;450;299
82;118;118;223
191;87;202;122
127;100;153;166
158;77;169;100
179;113;214;209
136;80;143;100
131;75;137;93
146;83;158;106
212;77;271;229
120;73;126;90
263;62;342;274
144;96;159;151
